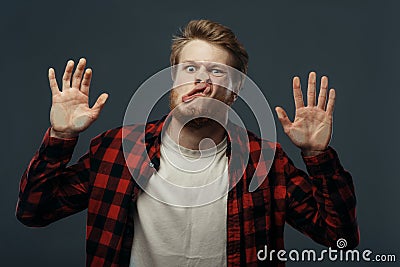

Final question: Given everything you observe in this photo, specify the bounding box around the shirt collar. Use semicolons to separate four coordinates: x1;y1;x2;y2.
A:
143;114;250;189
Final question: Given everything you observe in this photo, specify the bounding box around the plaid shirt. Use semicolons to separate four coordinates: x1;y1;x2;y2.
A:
16;115;359;266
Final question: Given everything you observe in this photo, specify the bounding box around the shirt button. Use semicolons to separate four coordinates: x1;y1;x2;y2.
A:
149;162;154;168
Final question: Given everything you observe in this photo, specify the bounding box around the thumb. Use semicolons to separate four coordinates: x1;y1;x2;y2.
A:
275;106;291;132
92;93;109;112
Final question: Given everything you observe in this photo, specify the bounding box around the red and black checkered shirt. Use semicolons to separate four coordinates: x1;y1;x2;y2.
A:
16;115;359;266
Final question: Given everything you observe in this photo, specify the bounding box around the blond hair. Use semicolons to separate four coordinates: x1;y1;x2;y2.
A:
170;19;249;74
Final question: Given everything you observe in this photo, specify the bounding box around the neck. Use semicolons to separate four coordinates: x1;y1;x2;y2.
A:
166;116;227;150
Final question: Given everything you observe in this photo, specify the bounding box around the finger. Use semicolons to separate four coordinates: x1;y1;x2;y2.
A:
48;68;60;96
292;76;304;109
72;58;86;89
91;93;109;113
307;71;316;107
62;60;74;90
326;89;336;117
317;76;328;110
81;68;92;96
275;107;292;133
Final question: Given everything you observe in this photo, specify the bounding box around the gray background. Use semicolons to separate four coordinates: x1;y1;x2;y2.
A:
1;0;399;266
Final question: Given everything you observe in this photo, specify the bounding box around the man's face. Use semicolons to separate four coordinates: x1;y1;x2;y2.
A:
169;39;238;125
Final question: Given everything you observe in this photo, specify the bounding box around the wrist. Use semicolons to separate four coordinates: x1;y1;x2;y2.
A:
301;148;327;157
50;127;79;139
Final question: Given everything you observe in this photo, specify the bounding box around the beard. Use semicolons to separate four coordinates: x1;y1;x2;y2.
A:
169;84;236;129
184;117;213;129
169;89;213;128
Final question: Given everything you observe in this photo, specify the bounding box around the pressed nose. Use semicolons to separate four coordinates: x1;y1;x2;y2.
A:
195;66;211;84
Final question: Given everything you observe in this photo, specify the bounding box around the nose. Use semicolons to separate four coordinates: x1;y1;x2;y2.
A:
195;65;211;84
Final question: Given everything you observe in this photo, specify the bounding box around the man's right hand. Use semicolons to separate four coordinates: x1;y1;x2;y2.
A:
48;58;108;139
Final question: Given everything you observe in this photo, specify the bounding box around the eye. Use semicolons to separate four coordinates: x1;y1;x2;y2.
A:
211;69;222;74
185;65;197;72
211;68;225;76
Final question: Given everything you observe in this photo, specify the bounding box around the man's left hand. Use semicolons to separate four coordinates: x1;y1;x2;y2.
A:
275;72;336;157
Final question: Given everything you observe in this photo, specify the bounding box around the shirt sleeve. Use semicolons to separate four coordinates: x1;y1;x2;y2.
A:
282;145;360;249
16;127;92;227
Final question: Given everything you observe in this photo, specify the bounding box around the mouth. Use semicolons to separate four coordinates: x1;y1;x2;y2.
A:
182;83;212;103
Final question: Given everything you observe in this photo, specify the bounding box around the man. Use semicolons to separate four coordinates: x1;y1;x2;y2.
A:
16;19;359;266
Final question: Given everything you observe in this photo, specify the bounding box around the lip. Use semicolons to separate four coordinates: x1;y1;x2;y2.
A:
182;83;212;103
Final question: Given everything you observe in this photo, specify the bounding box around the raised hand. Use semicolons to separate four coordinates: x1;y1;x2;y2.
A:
49;58;108;139
275;72;335;156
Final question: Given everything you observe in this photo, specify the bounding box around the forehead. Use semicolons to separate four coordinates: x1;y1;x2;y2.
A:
179;39;233;66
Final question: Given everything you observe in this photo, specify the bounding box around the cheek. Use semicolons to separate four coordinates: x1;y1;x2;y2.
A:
170;88;179;100
213;86;231;98
174;72;194;87
173;82;192;96
212;75;232;89
169;89;178;110
169;85;188;105
214;88;236;105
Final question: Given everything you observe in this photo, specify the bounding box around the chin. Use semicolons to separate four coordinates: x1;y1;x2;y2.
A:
185;117;213;129
169;94;229;126
171;104;211;120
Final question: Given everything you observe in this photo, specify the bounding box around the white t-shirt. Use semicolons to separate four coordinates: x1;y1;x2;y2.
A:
130;133;229;267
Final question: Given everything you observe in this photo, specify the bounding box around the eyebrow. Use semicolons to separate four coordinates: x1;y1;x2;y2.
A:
180;60;227;68
180;60;198;64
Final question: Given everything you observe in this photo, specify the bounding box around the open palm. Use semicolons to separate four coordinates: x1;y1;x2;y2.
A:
275;72;335;156
49;58;108;138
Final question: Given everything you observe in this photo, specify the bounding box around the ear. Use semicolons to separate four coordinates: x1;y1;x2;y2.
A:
170;65;177;82
232;93;238;103
227;91;238;106
231;70;245;94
